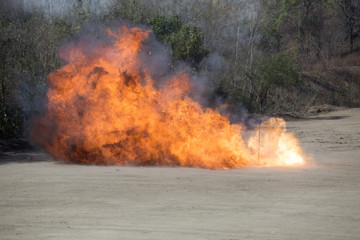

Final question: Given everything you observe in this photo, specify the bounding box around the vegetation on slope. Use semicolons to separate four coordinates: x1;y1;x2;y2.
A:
0;0;359;138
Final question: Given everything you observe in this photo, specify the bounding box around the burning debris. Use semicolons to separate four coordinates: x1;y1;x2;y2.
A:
31;26;305;169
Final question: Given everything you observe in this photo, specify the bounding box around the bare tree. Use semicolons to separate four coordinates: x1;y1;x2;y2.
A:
335;0;360;53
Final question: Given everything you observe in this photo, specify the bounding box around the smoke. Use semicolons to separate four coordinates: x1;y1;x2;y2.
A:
28;25;306;168
139;33;174;87
15;21;256;140
1;0;263;137
139;33;232;120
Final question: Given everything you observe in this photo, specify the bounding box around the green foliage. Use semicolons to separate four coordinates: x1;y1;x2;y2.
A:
0;105;23;138
0;12;73;138
148;15;182;41
0;0;357;137
259;0;285;52
261;0;330;47
106;0;144;24
281;0;331;36
241;53;301;112
256;53;301;89
169;23;209;65
148;15;209;66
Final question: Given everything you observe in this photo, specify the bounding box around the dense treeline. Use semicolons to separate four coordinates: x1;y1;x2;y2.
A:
1;0;360;138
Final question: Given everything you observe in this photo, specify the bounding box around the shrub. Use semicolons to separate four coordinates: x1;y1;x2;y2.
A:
241;53;302;113
148;15;209;66
0;105;23;138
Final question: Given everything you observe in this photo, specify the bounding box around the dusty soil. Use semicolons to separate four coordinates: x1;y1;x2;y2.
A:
1;108;360;240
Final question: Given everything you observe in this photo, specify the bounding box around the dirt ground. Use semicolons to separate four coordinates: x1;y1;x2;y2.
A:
0;108;359;240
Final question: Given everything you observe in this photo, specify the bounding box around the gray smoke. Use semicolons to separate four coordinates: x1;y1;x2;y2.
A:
3;0;263;134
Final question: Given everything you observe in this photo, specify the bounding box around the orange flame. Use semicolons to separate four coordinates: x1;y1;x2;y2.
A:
32;26;306;169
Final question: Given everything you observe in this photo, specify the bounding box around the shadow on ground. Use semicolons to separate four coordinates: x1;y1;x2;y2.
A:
0;138;51;164
305;115;350;121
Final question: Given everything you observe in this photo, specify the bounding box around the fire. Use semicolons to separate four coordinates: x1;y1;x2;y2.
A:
32;26;306;169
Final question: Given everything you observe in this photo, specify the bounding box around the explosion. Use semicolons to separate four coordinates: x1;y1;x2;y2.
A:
32;26;305;169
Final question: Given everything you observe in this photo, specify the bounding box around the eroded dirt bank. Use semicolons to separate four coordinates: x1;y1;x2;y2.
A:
0;109;359;240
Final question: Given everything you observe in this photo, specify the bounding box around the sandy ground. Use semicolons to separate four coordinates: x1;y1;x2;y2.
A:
0;108;360;240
